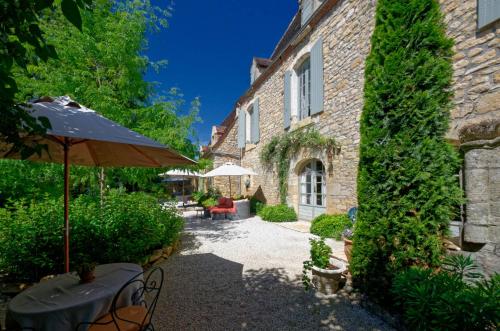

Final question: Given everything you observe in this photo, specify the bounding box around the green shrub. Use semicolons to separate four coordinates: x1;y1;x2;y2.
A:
0;197;65;281
255;202;264;214
302;237;332;289
258;204;297;222
99;190;184;263
0;190;184;281
202;197;217;208
192;191;206;204
352;0;463;302
309;237;332;269
249;195;264;214
392;256;499;330
310;214;351;240
193;188;221;207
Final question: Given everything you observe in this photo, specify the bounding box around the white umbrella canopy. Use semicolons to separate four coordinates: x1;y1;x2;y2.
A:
202;162;257;197
1;96;196;273
159;169;201;203
159;169;201;178
202;162;257;177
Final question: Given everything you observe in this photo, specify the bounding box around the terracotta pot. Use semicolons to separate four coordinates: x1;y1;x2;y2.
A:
79;271;95;284
344;238;353;263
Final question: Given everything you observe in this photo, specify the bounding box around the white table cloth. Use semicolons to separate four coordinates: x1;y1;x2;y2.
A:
7;263;143;331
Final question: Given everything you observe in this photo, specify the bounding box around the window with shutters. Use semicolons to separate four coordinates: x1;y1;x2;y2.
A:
284;38;323;130
301;0;314;25
297;57;311;120
477;0;500;30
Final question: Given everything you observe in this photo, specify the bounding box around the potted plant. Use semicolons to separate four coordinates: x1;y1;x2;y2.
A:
342;228;353;263
202;197;218;217
302;237;346;294
342;207;357;263
76;262;96;284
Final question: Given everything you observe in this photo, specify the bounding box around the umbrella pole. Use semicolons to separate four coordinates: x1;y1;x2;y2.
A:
182;179;185;204
64;139;70;273
229;176;231;197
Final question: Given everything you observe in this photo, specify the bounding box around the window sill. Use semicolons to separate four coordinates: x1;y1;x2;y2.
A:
245;143;257;152
290;116;313;131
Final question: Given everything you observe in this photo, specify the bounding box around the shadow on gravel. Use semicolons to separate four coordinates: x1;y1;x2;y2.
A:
183;216;250;244
154;253;388;331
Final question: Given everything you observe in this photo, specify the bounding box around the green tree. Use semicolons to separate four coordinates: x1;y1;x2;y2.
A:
1;0;90;158
3;0;201;197
351;0;463;303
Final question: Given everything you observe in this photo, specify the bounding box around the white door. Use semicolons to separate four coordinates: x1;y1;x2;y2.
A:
299;160;326;221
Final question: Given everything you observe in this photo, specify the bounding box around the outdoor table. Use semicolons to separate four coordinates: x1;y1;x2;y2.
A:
6;263;143;331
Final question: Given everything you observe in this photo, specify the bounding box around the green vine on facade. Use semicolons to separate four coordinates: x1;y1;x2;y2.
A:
260;128;337;204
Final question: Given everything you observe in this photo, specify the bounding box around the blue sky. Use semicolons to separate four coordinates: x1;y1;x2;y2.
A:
145;0;298;146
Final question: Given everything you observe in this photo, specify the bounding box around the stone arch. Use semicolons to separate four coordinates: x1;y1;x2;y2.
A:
287;148;330;219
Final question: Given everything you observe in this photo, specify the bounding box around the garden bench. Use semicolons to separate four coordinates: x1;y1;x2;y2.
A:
209;197;236;219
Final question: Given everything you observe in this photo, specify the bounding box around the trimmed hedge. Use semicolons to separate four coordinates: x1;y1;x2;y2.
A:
0;190;183;281
351;0;463;303
310;214;351;240
258;204;297;222
249;195;265;214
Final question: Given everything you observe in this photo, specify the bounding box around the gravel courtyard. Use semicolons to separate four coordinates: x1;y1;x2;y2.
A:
153;213;393;330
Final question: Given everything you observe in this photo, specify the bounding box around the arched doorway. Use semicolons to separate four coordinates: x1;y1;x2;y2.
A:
298;159;326;221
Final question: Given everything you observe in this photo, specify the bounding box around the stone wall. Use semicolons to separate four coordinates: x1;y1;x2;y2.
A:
440;0;499;276
441;0;500;142
213;0;499;272
239;0;377;214
460;120;500;276
208;120;241;197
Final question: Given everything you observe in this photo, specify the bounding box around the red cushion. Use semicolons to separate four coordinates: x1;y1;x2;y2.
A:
211;206;236;214
223;198;233;208
216;197;233;208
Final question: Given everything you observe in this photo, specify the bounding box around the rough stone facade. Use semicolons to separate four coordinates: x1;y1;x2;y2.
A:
441;0;500;142
203;113;241;197
209;0;499;272
441;0;499;276
239;0;376;215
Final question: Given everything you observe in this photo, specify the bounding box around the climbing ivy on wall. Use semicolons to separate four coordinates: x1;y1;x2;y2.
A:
260;128;337;204
351;0;463;303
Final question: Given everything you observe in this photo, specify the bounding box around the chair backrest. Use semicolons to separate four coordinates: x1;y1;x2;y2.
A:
347;207;357;223
110;267;164;330
218;197;233;208
218;197;226;206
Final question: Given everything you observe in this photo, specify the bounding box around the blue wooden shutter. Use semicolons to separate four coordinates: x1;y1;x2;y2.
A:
301;0;313;25
284;71;292;129
478;0;500;29
252;98;260;143
310;37;324;115
237;108;246;148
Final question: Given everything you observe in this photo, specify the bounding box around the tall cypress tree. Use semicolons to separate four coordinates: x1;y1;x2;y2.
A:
351;0;462;301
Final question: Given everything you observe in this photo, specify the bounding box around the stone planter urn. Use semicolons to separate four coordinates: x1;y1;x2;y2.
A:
311;257;347;294
234;199;250;219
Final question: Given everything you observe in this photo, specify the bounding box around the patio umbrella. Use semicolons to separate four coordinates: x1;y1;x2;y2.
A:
202;162;256;197
159;169;201;203
1;96;195;272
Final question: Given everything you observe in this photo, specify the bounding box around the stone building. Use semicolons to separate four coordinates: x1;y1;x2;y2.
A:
202;110;241;197
206;0;499;274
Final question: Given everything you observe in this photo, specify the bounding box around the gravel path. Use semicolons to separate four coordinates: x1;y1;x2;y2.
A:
153;213;394;330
